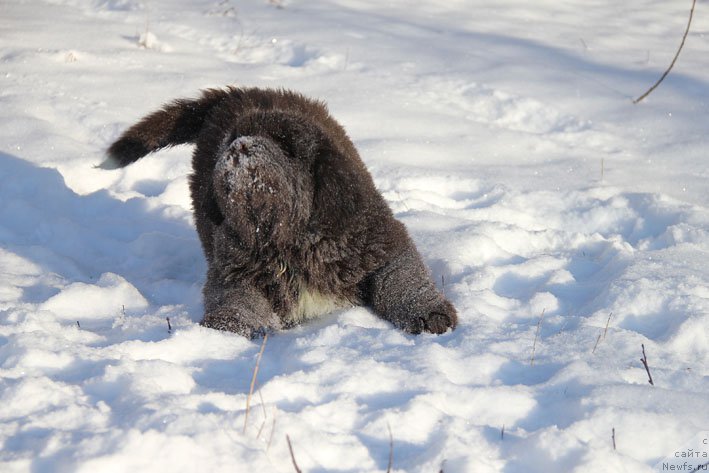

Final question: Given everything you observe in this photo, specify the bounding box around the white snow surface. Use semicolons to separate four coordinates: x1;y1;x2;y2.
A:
1;0;709;471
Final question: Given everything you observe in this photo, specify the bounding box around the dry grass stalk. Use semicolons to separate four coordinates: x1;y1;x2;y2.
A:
640;343;655;386
592;312;613;353
602;312;613;340
256;389;268;439
634;0;696;103
591;333;603;354
286;435;302;473
243;333;268;433
530;308;546;366
267;407;277;451
386;423;394;473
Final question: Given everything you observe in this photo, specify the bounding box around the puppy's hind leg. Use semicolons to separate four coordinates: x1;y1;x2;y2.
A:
201;267;282;339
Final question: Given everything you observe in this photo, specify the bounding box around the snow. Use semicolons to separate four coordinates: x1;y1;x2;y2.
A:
1;0;708;471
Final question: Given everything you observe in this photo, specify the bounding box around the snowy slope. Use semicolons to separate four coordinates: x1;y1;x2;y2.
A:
1;0;708;472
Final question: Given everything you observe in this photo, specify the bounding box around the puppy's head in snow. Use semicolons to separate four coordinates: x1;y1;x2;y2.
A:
213;136;313;247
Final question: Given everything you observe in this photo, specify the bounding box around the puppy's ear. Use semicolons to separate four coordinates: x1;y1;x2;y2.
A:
310;147;367;230
206;197;225;226
189;172;225;228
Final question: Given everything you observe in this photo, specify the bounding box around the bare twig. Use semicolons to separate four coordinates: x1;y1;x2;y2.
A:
256;389;268;439
113;304;127;329
602;312;613;340
592;312;614;353
530;309;546;366
244;333;269;433
166;317;172;333
501;424;505;440
267;407;277;451
592;333;603;354
76;321;81;329
612;427;617;450
286;435;302;473
387;423;394;473
640;344;655;386
634;0;696;103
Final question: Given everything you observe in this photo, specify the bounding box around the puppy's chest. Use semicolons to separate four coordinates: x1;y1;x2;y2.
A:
279;255;357;323
267;236;362;323
286;283;354;324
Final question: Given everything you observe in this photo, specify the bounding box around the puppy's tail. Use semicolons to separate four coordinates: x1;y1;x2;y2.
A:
98;88;229;169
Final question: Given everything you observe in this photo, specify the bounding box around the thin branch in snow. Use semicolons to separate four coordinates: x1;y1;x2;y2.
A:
602;312;613;340
76;321;81;329
612;427;617;450
593;312;614;353
633;0;696;103
267;407;277;452
386;423;394;473
286;435;302;473
256;389;268;439
166;317;172;334
640;344;655;386
530;308;546;366
244;333;268;433
501;424;505;440
592;333;603;354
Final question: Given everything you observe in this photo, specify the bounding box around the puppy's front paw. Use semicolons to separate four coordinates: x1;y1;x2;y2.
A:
200;308;282;339
404;300;457;335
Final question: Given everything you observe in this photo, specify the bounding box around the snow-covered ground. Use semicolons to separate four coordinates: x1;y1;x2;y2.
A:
1;0;708;471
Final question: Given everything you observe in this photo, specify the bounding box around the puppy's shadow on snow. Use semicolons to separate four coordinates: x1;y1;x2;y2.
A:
0;152;205;323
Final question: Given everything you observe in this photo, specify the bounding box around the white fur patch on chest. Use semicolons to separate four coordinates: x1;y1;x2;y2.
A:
287;285;353;323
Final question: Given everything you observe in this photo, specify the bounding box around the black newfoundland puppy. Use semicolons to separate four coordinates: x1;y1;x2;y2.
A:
101;87;457;338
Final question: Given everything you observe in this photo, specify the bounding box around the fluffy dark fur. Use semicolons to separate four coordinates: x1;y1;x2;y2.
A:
101;87;457;338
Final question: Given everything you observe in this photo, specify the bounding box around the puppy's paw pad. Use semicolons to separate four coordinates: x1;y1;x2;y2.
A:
419;299;457;334
422;311;454;334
